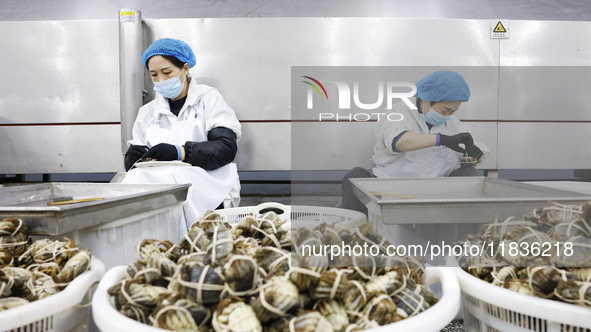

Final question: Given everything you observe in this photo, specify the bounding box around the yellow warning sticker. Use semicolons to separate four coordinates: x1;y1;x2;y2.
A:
494;21;506;33
120;11;135;23
490;19;509;38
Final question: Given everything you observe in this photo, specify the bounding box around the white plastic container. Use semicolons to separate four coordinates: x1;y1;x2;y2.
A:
0;257;105;332
51;203;183;271
93;202;460;332
211;202;367;227
93;265;460;332
455;267;591;332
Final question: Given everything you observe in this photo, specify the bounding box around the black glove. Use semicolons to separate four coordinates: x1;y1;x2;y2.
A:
438;133;474;153
466;144;484;160
141;143;179;161
124;145;149;171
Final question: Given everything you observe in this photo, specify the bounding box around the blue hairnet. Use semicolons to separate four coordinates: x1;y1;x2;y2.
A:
141;38;196;68
415;70;470;102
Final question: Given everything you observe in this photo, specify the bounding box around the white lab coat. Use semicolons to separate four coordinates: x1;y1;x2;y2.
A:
372;98;488;178
122;80;241;236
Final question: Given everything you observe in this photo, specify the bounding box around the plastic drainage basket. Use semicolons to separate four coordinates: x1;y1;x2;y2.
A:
0;257;105;332
455;267;591;332
94;265;460;332
211;202;367;227
93;203;461;332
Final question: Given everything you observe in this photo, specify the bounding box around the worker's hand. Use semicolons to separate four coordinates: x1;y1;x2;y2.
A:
142;143;179;161
466;144;484;160
438;133;474;153
124;145;149;171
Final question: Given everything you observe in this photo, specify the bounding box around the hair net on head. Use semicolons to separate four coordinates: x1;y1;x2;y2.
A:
141;38;197;68
415;70;471;102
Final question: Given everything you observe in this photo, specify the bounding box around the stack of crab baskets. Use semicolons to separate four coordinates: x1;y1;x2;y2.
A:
0;217;106;332
453;201;591;332
92;203;461;332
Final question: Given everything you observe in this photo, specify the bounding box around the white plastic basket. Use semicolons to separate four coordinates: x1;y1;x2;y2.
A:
0;257;105;332
210;202;367;227
53;202;183;271
455;267;591;332
93;265;459;332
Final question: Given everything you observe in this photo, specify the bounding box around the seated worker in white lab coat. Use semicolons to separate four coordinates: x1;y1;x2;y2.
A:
121;38;241;236
342;70;489;215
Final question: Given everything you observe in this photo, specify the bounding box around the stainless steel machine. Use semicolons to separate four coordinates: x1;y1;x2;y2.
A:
0;12;590;175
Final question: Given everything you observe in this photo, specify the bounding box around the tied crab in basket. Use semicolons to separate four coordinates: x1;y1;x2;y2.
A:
0;218;93;312
458;200;591;309
106;207;442;331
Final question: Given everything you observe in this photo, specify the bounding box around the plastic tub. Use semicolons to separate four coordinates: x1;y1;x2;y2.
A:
46;203;183;271
93;265;459;332
455;267;591;332
212;202;367;227
0;257;105;332
93;203;460;331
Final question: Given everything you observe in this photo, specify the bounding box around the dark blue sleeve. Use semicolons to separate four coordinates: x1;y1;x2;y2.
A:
391;131;408;153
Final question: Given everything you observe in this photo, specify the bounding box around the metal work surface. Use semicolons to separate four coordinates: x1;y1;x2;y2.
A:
0;182;189;235
351;177;591;224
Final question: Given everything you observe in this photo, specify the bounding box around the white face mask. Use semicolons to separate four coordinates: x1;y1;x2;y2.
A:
424;107;451;126
153;69;186;99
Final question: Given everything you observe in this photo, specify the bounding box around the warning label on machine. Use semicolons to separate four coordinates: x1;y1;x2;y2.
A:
491;20;509;38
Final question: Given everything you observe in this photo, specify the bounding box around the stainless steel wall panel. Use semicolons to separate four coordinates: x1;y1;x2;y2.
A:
145;18;500;121
292;122;375;171
498;22;591;121
497;123;591;169
292;121;498;170
0;20;120;124
499;21;591;66
235;123;291;171
498;67;591;121
0;125;123;173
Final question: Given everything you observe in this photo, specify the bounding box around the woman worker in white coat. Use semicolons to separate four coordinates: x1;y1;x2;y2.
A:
342;70;488;215
122;38;241;237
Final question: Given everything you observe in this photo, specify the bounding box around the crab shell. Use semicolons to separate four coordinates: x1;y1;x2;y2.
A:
120;303;150;324
289;254;327;292
30;271;59;300
0;297;29;312
223;255;259;293
284;311;334;332
358;292;396;326
180;225;210;254
314;299;348;332
391;285;430;318
151;305;198;331
206;225;234;267
251;277;299;323
177;264;225;304
56;249;91;284
214;297;262;332
0;218;28;237
364;271;402;296
309;269;350;301
233;215;259;238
